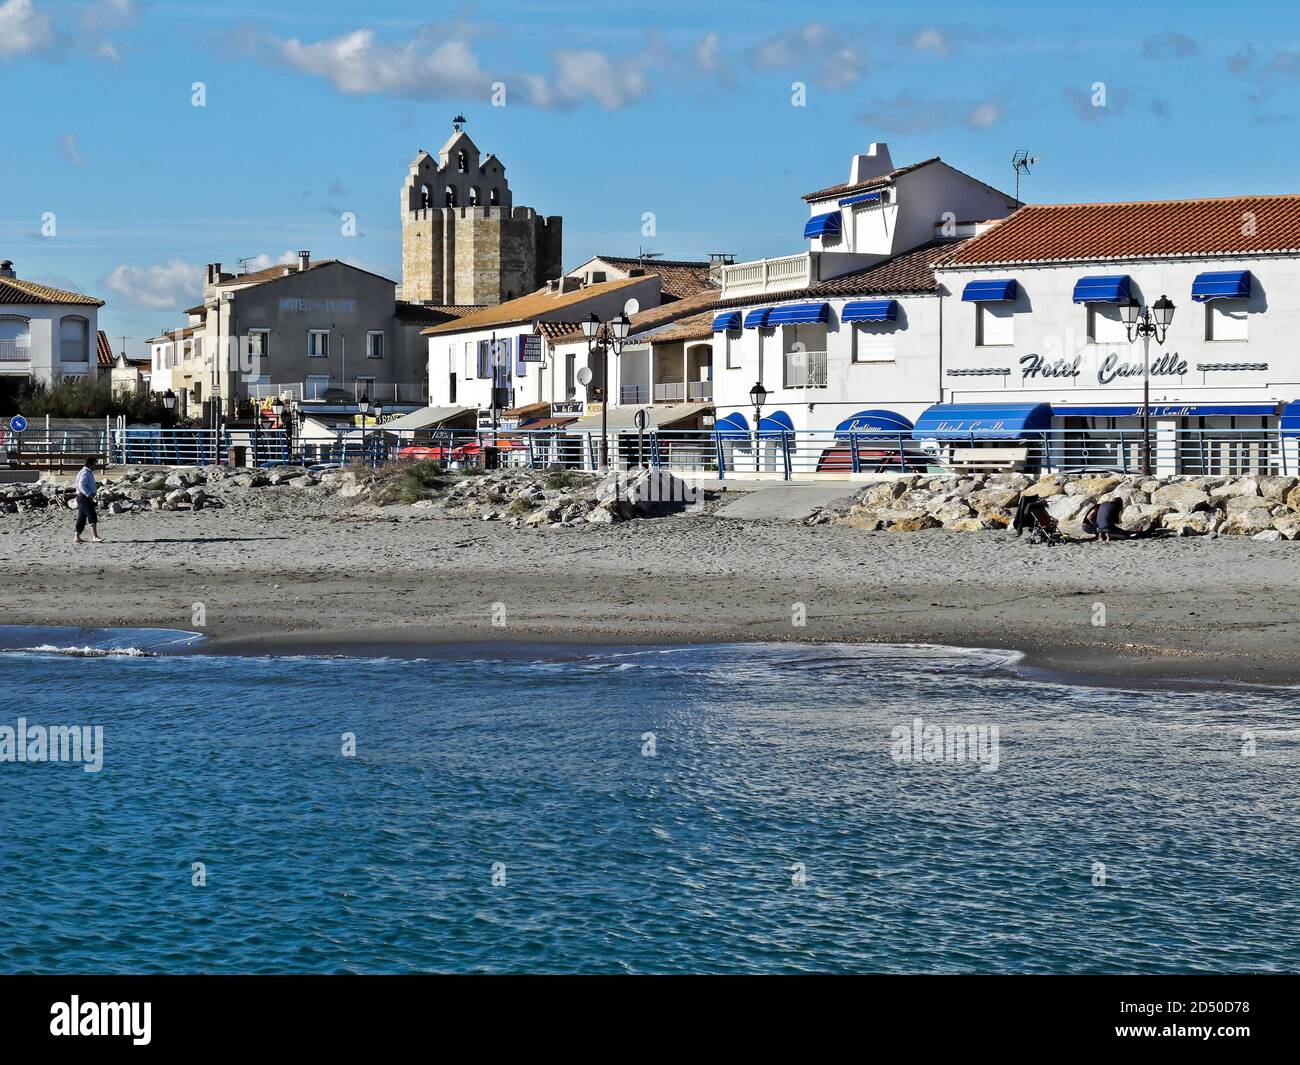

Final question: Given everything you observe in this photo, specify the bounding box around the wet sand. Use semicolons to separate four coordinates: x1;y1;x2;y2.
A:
4;492;1300;689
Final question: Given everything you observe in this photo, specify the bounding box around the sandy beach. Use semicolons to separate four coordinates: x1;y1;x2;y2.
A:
4;478;1300;688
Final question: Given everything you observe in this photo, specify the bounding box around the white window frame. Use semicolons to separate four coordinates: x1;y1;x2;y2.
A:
975;303;1014;347
1206;302;1248;342
307;329;330;358
366;331;385;359
305;374;330;400
851;323;896;363
725;334;741;370
248;329;270;359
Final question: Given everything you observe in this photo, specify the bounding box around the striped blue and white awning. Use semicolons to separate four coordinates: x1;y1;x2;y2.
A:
803;213;842;239
1191;270;1252;302
767;302;830;325
914;402;1052;439
841;299;899;323
1072;275;1131;303
711;311;742;332
743;307;772;329
961;279;1017;302
835;409;914;437
839;191;883;207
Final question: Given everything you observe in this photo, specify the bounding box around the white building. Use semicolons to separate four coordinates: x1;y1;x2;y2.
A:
0;260;103;390
924;194;1300;473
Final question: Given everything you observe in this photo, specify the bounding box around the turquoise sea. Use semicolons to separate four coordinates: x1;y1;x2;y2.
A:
0;627;1296;974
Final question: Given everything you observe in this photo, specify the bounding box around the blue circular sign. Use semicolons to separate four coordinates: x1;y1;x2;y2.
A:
9;415;27;434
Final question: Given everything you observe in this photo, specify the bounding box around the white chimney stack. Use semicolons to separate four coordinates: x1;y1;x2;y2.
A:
298;250;311;272
849;143;893;186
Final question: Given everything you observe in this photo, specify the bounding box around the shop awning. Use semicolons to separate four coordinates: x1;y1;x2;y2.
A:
1072;275;1131;303
839;191;883;207
835;408;915;437
568;403;711;433
1054;402;1279;418
758;410;795;436
743;307;772;329
913;402;1052;439
961;279;1017;302
1191;270;1252;302
767;302;830;325
376;405;474;431
714;412;750;440
1281;402;1300;437
803;213;842;239
841;299;899;323
712;311;742;332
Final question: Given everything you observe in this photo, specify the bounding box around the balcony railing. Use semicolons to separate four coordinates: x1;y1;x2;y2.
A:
0;339;31;362
720;252;815;299
247;380;427;403
688;381;713;401
620;384;648;404
783;350;828;389
653;382;685;402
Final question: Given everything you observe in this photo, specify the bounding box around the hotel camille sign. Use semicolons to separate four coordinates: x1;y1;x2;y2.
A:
1019;351;1189;385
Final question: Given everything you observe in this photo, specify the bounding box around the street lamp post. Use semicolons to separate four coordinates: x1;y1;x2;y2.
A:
749;381;768;474
358;392;370;466
582;311;632;471
1121;294;1176;476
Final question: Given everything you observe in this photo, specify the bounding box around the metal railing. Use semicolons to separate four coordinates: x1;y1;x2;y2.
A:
783;350;828;389
246;380;427;403
0;339;32;361
652;382;685;402
688;381;714;401
620;384;648;404
5;424;1294;480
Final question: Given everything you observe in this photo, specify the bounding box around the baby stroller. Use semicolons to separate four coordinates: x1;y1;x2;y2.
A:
1013;495;1063;545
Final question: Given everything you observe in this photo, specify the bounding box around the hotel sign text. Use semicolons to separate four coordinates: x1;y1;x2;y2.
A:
1019;351;1189;385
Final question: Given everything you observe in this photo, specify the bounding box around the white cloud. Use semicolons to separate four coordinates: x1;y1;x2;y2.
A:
58;133;82;166
858;92;1005;134
276;28;490;98
541;49;651;110
911;27;953;58
748;22;865;90
102;260;204;310
241;251;297;272
966;101;1001;128
0;0;56;60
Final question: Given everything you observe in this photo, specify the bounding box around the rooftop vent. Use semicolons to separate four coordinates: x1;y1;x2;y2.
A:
0;260;14;279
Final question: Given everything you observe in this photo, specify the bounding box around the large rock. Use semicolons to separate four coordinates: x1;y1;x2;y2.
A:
1119;503;1171;533
1021;477;1063;499
1271;512;1300;539
1220;507;1275;536
1064;475;1122;498
968;487;1020;512
1163;512;1216;536
1224;493;1268;515
1151;483;1211;512
1253;529;1285;542
1045;494;1091;522
1259;476;1297;502
855;480;910;509
944;517;993;532
1209;477;1260;501
929;501;974;524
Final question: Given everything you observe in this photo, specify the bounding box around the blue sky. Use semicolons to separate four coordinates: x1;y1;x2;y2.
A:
2;0;1298;355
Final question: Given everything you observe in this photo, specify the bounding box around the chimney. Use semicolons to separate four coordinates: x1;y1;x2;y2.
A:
298;250;311;272
848;143;894;186
0;260;14;279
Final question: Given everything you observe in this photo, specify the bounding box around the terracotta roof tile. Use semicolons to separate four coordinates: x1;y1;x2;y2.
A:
801;158;940;203
422;275;651;336
946;195;1300;266
0;275;103;306
395;301;482;323
588;255;717;299
642;311;716;345
96;330;114;365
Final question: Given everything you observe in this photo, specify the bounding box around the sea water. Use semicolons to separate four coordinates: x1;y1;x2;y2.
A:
0;627;1296;974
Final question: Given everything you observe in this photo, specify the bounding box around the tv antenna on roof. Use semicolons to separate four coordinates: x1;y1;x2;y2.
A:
237;257;258;274
1011;149;1040;204
637;247;663;266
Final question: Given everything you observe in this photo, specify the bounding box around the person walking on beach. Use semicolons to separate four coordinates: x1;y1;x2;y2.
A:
74;456;104;544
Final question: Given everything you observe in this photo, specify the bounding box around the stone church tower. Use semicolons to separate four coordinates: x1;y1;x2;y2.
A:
400;118;562;306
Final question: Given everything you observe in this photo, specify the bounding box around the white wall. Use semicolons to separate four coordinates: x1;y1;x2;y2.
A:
0;302;99;387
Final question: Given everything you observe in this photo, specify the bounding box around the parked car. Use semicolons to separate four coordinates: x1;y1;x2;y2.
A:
816;444;933;473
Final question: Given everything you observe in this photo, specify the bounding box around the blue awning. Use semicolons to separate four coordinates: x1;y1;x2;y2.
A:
758;410;795;437
1281;402;1300;437
961;279;1017;302
743;307;772;329
913;402;1052;439
711;311;742;333
841;299;899;323
839;191;883;207
1072;275;1131;303
1055;402;1278;418
835;409;914;437
767;302;830;325
803;213;842;239
1192;270;1252;302
714;412;750;441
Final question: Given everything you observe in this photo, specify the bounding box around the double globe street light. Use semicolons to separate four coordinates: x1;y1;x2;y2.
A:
581;311;632;470
1121;294;1175;476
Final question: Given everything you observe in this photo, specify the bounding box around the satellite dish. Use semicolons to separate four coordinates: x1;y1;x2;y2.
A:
623;297;640;316
576;366;593;386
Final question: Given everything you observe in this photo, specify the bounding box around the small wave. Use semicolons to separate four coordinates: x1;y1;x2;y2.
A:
1;644;155;658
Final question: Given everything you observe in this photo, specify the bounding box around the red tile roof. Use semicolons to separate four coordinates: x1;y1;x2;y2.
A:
0;275;103;306
801;158;940;203
946;195;1300;266
96;330;114;365
588;255;716;299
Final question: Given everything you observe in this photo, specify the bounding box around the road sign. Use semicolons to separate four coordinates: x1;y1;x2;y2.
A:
9;415;27;434
520;334;544;363
633;409;648;432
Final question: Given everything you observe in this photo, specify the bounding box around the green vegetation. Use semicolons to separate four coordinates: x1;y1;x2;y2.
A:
369;460;451;506
542;467;592;491
3;377;180;423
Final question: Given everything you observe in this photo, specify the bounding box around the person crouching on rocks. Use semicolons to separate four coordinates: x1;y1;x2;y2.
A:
1082;495;1126;542
74;456;104;545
